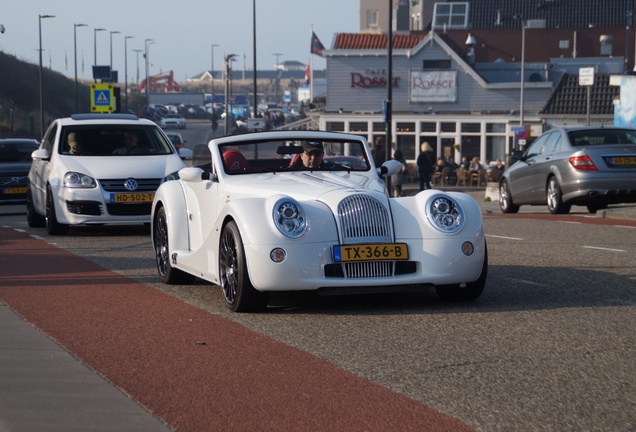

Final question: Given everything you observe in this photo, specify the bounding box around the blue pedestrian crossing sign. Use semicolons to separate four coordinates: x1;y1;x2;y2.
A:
91;84;115;112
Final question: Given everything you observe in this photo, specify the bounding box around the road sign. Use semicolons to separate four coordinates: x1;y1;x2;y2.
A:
91;84;115;113
579;67;595;86
512;126;526;139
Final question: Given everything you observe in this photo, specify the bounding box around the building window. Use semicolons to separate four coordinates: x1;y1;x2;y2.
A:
327;121;345;132
432;2;469;30
486;123;505;133
423;59;451;69
420;122;436;132
396;122;415;132
441;122;456;132
373;122;386;132
367;10;379;28
349;122;368;132
461;123;481;133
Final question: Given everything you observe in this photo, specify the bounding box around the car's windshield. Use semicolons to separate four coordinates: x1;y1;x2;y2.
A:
59;125;174;156
198;138;371;175
568;129;636;146
0;141;37;162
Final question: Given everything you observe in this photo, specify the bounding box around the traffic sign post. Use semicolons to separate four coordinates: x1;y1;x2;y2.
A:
579;67;594;126
90;83;115;113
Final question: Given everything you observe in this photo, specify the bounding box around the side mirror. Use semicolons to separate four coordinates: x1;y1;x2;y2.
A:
178;147;193;160
377;159;402;177
31;148;49;160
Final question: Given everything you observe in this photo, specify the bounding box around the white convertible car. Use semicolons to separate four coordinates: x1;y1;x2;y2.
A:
151;131;487;312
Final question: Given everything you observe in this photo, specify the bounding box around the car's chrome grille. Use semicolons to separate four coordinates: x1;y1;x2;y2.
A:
333;194;397;278
337;194;392;243
99;178;161;192
343;261;393;278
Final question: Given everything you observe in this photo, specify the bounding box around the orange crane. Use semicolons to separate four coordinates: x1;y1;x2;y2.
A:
138;70;180;93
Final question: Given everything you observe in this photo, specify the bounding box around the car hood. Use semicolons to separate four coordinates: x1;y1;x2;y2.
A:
223;171;387;201
0;161;32;175
59;155;185;179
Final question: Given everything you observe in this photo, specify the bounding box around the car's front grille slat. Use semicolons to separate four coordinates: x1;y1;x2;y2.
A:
99;178;161;192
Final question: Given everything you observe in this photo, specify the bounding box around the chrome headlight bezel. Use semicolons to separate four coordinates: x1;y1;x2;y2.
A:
63;172;97;188
425;194;465;234
272;198;308;239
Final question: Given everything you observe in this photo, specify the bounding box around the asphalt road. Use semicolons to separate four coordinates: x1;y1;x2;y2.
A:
1;124;634;431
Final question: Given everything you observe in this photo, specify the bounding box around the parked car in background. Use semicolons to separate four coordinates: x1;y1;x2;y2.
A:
151;130;488;312
160;113;186;129
164;132;186;150
27;114;192;235
0;138;39;205
499;126;636;214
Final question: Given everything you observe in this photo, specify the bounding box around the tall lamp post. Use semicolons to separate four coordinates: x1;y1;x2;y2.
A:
513;14;526;150
224;54;237;135
144;39;156;115
74;23;87;113
124;36;134;112
211;44;219;103
273;52;282;105
39;14;55;137
109;30;120;70
93;27;105;66
133;49;143;90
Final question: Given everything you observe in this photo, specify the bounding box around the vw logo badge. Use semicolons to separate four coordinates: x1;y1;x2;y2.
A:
124;178;139;191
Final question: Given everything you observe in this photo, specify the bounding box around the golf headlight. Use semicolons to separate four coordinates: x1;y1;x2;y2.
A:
163;171;180;182
63;172;96;188
273;199;308;238
426;195;464;233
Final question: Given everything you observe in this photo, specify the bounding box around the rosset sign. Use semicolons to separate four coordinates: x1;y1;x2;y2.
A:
351;72;401;88
410;71;457;102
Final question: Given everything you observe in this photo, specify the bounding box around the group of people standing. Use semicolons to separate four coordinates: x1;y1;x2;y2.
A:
378;139;505;196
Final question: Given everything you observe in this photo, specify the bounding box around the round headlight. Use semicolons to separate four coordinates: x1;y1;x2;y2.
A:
63;172;96;188
273;199;308;238
426;195;464;233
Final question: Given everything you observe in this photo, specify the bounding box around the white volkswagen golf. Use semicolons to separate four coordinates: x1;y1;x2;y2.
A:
27;114;192;234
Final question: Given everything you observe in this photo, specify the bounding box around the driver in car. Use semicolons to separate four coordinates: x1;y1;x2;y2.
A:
289;142;325;169
113;131;140;154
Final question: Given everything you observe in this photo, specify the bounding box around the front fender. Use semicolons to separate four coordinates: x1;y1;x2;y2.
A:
151;180;189;252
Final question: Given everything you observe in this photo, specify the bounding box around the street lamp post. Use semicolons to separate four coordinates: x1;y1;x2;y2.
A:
133;49;143;90
273;53;282;105
74;23;87;113
124;36;134;112
93;27;105;66
211;43;219;104
513;14;526;150
39;14;55;137
224;54;237;135
144;39;155;115
109;30;120;70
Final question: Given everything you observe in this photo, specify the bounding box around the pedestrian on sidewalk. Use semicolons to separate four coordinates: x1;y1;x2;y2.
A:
417;141;434;190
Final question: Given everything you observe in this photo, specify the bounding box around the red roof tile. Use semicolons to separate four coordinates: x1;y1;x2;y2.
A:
333;33;426;50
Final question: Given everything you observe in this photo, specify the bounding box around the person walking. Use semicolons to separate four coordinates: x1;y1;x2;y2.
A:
391;149;408;197
417;141;434;190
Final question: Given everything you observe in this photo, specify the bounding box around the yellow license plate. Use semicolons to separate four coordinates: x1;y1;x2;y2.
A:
333;243;408;262
611;156;636;166
111;192;154;203
2;187;28;194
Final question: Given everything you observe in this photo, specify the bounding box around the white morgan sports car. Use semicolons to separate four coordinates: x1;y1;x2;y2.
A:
151;131;487;312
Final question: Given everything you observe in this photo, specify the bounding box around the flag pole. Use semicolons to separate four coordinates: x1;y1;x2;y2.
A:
310;24;314;103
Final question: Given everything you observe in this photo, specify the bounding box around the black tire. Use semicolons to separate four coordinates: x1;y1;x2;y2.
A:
46;186;68;235
546;177;571;214
153;206;195;284
219;221;269;312
499;179;520;214
435;242;488;302
26;189;45;227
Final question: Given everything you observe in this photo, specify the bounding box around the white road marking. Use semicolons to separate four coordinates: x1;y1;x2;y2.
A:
485;234;524;241
582;246;626;253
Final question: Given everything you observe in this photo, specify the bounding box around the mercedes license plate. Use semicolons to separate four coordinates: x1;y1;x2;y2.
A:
610;156;636;166
333;243;408;263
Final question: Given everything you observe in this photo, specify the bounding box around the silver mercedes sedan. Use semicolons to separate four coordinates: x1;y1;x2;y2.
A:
499;126;636;214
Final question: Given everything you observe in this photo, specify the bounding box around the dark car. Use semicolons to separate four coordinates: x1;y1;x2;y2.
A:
0;138;39;205
499;126;636;214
